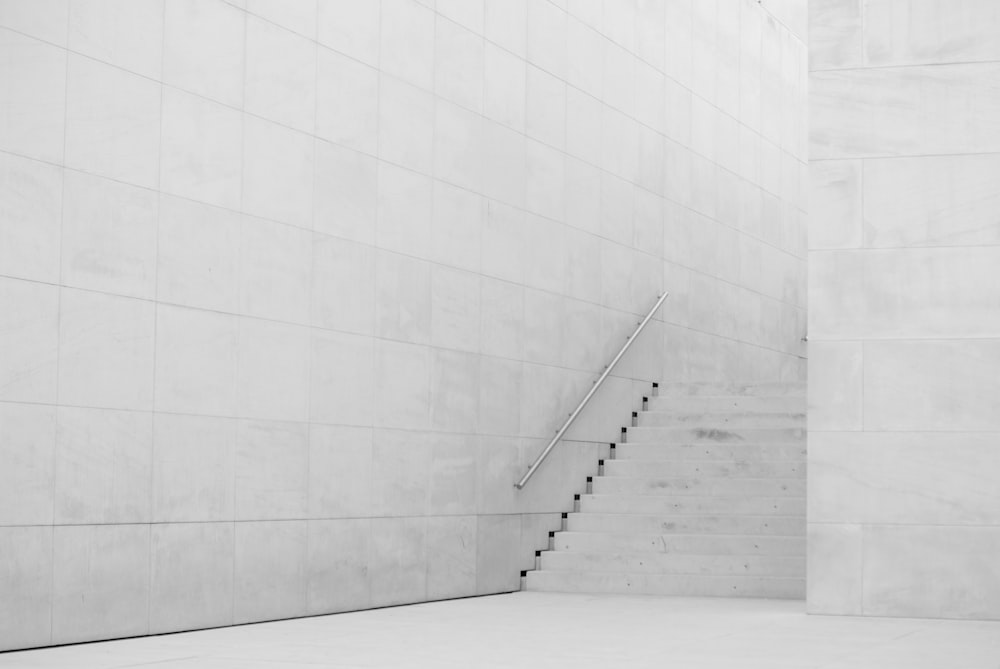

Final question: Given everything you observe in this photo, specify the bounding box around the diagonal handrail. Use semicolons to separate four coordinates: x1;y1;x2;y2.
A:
514;292;669;489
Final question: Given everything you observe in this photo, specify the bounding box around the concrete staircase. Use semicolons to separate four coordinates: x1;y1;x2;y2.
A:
525;382;806;599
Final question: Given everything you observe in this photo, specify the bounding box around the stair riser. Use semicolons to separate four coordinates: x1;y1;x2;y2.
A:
637;413;805;428
603;460;804;478
525;571;805;599
592;477;806;497
539;552;806;577
554;532;806;556
646;396;806;413
579;495;805;516
653;383;805;397
567;513;805;536
614;443;806;461
624;427;806;443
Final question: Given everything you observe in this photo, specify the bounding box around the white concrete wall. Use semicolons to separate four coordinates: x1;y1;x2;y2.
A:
0;0;806;649
808;0;1000;620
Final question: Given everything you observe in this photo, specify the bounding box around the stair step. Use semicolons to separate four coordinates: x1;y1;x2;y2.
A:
603;459;804;478
624;427;805;443
566;513;805;536
553;531;806;556
636;411;805;429
646;395;806;413
653;382;806;397
592;476;805;497
539;551;806;577
525;570;805;598
614;443;806;461
533;381;808;601
579;494;805;516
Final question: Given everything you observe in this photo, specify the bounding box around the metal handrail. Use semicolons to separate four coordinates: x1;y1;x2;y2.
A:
514;292;669;489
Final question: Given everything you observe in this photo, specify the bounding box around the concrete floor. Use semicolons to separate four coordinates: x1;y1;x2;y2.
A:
1;593;999;668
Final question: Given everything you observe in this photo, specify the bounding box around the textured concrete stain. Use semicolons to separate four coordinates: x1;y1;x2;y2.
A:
693;428;743;442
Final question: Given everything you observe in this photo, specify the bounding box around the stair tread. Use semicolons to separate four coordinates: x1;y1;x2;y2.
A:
637;409;806;420
618;441;806;444
602;461;806;477
543;550;806;559
597;475;806;480
628;426;806;430
527;568;805;580
570;512;806;519
556;530;806;538
592;479;805;496
655;382;805;388
625;432;806;438
533;567;804;576
553;532;806;556
613;444;807;458
568;514;805;536
578;495;805;515
536;569;805;578
641;408;806;412
580;492;806;500
648;394;806;399
624;427;806;442
646;399;805;409
637;418;806;426
608;458;806;463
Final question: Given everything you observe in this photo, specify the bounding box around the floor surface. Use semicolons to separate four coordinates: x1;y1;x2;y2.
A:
2;592;999;668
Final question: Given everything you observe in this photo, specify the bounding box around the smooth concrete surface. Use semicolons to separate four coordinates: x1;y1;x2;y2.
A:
2;593;1000;669
808;0;1000;619
0;0;807;650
